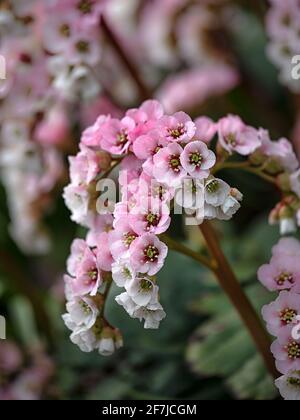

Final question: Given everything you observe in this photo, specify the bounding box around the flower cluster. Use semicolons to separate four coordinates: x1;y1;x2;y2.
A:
266;0;300;92
63;99;300;357
258;237;300;400
0;1;121;253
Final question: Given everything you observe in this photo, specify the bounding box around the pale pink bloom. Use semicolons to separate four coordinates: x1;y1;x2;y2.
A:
159;112;196;143
101;116;136;155
153;143;187;187
71;247;102;296
258;255;300;292
275;370;300;400
132;130;167;160
69;146;104;185
81;115;110;148
64;30;101;66
126;100;164;126
259;129;299;173
218;115;261;155
95;232;114;272
129;198;171;235
262;291;300;336
109;221;138;260
271;328;300;374
67;238;89;277
272;237;300;258
130;233;168;276
35;104;70;147
66;296;99;330
180;141;216;179
194;117;217;144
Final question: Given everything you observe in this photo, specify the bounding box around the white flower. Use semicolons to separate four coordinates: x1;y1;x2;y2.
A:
280;218;297;235
116;290;166;329
220;195;241;220
275;370;300;400
98;338;115;356
126;277;158;306
112;259;136;288
205;178;230;207
66;297;99;330
115;292;138;317
63;183;89;226
134;299;166;329
70;328;96;353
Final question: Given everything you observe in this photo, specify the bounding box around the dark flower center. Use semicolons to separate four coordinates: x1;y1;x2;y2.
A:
280;308;297;325
144;245;159;262
117;131;129;145
189;151;203;168
123;233;137;247
275;272;294;286
77;0;94;14
285;341;300;359
169;154;181;173
76;40;90;53
60;24;71;38
206;180;220;193
145;212;159;228
168;123;185;139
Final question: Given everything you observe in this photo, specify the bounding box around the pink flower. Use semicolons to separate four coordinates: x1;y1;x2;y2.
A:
109;222;138;260
153;143;187;187
67;239;89;277
130;233;168;276
262;291;300;336
101;116;136;155
194;117;217;144
126;100;164;125
129;198;171;235
259;129;299;173
180;141;216;179
272;237;300;258
271;328;300;374
69;145;108;185
71;247;102;296
258;255;300;292
159;112;196;143
218;115;261;155
95;232;114;272
81;115;109;148
132;130;167;160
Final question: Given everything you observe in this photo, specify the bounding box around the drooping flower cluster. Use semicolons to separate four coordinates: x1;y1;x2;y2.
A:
266;0;300;92
258;237;300;400
63;99;300;357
